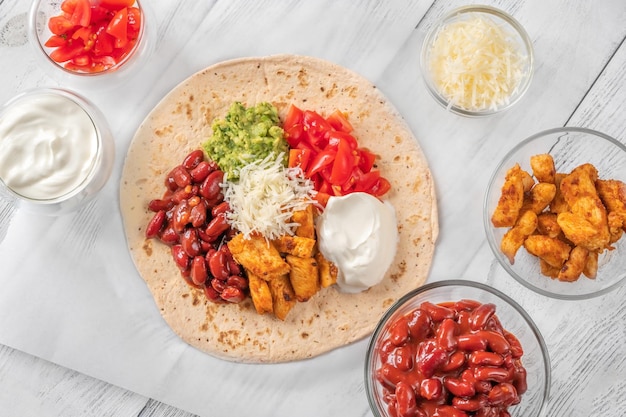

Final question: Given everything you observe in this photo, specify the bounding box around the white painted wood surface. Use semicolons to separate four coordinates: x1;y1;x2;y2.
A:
0;0;625;416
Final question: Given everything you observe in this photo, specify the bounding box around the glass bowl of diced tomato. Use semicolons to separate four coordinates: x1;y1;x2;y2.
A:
28;0;150;79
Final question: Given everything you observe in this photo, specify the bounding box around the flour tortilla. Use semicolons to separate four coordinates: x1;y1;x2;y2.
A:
120;54;438;363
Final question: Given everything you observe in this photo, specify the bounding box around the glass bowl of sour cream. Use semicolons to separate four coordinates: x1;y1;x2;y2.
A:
0;88;114;214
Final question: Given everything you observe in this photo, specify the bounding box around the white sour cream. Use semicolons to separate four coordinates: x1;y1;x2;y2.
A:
316;192;399;293
0;92;98;201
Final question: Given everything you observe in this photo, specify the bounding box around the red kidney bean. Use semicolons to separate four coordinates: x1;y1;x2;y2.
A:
190;256;208;286
182;150;204;170
171;166;192;188
407;308;432;340
208;248;229;280
211;201;231;217
226;275;248;290
159;225;180;244
512;362;528;395
474;366;512;383
503;330;524;358
204;213;230;241
488;383;519;407
221;286;245;303
435;405;469;417
171;245;189;270
454;299;482;311
420;301;455;322
211;278;226;293
391;345;413;372
441;350;466;372
453;394;488;412
148;198;173;212
395;381;417;417
203;285;223;302
477;330;511;355
199;170;224;201
389;316;410;346
444;377;476;397
457;333;488;351
146;210;166;238
189;160;213;182
190;200;207;228
470;303;496;331
172;200;192;233
181;228;201;257
469;351;504;367
435;318;458;351
419;378;442;400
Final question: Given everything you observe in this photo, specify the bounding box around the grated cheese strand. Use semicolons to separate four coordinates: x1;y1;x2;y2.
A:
428;13;528;112
222;153;316;240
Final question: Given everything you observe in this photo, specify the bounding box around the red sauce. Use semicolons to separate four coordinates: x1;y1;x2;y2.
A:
373;299;528;417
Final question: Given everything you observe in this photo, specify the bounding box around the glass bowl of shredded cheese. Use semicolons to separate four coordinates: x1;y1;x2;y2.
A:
420;5;534;117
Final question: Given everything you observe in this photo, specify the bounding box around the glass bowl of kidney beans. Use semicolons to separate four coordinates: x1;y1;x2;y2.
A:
365;280;550;417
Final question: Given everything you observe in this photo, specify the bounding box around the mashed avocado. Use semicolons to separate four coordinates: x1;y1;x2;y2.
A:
203;102;288;180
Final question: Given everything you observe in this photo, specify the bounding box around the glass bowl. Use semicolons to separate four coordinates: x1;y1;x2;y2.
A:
484;127;626;299
365;280;550;417
420;5;534;117
0;88;115;215
28;0;153;86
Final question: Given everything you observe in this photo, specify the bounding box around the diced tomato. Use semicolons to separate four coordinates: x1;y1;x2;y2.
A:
90;6;114;22
327;130;358;150
67;0;91;27
302;110;332;147
329;139;354;185
48;15;75;35
127;7;142;35
93;23;115;55
326;110;353;133
370;177;391;197
306;149;336;178
284;104;304;129
106;7;128;47
314;192;330;207
44;35;68;48
357;148;377;173
288;148;312;172
49;40;85;62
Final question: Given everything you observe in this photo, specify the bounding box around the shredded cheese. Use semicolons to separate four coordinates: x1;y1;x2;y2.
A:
427;14;528;112
222;153;316;240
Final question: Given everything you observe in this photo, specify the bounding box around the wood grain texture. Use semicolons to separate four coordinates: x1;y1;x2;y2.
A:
0;0;625;415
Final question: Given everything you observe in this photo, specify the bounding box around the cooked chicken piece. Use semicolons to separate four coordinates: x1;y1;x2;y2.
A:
536;212;561;238
606;212;624;245
524;235;571;268
530;154;556;184
583;251;598;279
558;246;588;282
268;274;297;321
292;205;317;239
286;255;320;302
228;233;290;280
272;235;316;258
491;164;528;227
596;179;626;231
316;252;338;288
557;164;610;251
549;173;569;214
247;271;273;315
500;210;538;264
539;258;560;279
522;182;557;214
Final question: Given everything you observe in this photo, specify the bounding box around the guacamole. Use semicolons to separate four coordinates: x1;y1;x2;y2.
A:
203;102;288;180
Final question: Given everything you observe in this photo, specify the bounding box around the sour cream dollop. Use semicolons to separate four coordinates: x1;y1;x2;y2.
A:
316;192;398;293
0;92;98;200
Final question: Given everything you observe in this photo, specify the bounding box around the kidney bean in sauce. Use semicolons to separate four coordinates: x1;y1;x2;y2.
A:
145;150;248;304
374;300;527;417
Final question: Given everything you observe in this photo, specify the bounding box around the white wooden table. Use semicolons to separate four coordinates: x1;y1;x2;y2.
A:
1;0;625;416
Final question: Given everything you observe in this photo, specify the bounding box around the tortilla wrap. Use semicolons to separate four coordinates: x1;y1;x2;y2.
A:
120;54;438;363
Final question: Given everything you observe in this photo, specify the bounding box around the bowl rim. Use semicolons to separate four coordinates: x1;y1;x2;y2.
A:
27;0;148;78
364;279;551;417
483;126;626;300
420;4;535;117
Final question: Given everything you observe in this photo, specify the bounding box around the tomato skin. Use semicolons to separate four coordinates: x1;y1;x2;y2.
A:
98;0;136;10
44;35;68;48
49;40;85;62
288;148;312;172
106;7;129;47
68;0;91;27
306;149;336;178
326;110;353;133
48;15;74;35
